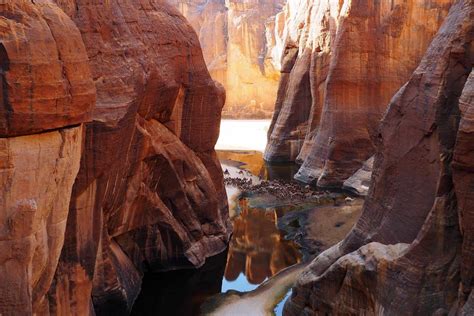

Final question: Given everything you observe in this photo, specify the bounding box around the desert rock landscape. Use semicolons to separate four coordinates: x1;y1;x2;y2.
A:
0;0;472;315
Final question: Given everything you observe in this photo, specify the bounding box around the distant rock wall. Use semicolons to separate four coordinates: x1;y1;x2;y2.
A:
0;0;230;314
170;0;285;118
265;0;454;189
284;0;474;314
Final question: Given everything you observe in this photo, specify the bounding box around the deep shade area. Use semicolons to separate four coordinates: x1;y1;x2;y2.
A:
131;250;228;316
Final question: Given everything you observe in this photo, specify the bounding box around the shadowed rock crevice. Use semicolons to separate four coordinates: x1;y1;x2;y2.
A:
0;43;11;132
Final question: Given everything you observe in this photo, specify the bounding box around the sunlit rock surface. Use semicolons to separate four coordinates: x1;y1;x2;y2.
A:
0;0;95;137
0;0;230;314
170;0;285;118
265;0;455;188
0;127;83;315
0;2;93;313
285;1;474;314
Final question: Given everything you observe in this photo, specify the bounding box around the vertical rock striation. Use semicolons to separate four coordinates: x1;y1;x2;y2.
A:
453;68;474;314
284;0;474;314
0;0;230;314
168;0;228;87
265;0;454;189
0;1;94;313
171;0;285;118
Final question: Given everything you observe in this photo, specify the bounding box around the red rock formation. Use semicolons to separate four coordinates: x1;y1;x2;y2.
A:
265;0;454;189
284;0;474;314
0;1;94;314
168;0;228;87
170;0;285;118
0;0;230;314
453;68;474;313
0;0;95;137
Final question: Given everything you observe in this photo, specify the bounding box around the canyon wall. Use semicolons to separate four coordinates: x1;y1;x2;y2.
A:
0;0;230;314
170;0;285;118
284;0;474;314
264;0;454;189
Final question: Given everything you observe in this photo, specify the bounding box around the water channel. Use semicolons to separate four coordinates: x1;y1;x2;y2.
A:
131;120;363;316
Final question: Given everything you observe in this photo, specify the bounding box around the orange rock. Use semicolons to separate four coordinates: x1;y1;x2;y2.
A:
171;0;285;118
0;0;230;314
0;0;95;137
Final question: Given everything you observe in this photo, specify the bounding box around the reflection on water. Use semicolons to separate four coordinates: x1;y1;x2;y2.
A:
131;119;363;315
215;150;307;315
224;201;301;286
133;145;352;315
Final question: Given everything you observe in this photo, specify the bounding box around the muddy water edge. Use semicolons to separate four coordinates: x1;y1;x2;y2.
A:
131;150;363;316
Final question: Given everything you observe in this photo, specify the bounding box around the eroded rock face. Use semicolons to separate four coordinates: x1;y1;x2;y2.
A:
454;68;474;313
0;0;95;137
0;0;230;314
284;1;474;314
0;127;83;315
265;0;454;188
0;1;93;313
167;0;228;87
170;0;285;118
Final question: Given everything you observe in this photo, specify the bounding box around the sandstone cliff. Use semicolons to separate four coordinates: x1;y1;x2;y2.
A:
0;0;230;314
284;0;474;314
265;0;454;189
170;0;285;118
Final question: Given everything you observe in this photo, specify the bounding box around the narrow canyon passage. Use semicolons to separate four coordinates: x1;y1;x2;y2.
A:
132;120;363;316
0;0;472;315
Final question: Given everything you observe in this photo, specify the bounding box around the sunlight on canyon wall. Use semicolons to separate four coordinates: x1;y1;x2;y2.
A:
169;0;285;118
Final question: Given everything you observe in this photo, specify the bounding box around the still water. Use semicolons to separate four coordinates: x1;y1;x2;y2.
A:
132;150;306;316
132;120;361;315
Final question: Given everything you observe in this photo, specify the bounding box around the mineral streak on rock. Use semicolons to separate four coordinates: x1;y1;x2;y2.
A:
284;0;474;314
0;0;231;314
170;0;285;118
265;0;455;189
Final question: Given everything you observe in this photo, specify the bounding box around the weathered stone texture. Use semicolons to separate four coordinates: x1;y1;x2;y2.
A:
0;0;230;314
265;0;454;189
171;0;285;118
0;0;95;137
285;1;474;314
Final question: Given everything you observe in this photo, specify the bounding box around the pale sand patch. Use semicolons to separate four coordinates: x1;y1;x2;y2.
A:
203;263;307;316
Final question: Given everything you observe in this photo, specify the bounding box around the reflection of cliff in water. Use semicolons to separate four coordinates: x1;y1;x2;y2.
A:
225;199;301;285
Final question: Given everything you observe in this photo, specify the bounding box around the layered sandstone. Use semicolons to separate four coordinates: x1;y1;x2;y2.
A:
171;0;285;118
0;1;94;313
0;0;230;314
0;1;95;136
265;0;454;189
284;0;474;314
